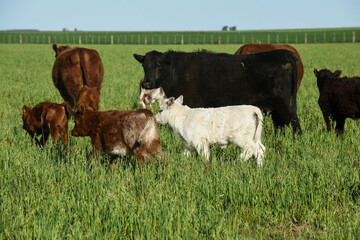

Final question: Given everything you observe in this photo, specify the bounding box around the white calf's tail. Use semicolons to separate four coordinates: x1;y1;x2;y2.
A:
252;111;263;142
252;110;265;166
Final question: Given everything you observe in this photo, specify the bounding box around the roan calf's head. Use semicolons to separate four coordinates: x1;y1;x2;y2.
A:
67;104;93;137
156;95;184;124
134;51;170;89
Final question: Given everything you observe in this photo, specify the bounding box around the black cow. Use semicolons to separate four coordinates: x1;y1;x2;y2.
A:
314;68;360;136
134;50;302;134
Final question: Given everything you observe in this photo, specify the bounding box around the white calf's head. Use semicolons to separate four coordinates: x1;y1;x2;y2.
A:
156;95;183;124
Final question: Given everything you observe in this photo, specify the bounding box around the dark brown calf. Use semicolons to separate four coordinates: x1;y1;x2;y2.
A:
67;104;163;166
22;101;70;146
314;68;360;136
235;44;304;91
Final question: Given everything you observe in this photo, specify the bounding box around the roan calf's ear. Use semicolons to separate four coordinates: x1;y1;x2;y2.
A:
78;103;86;114
134;54;145;63
333;70;342;78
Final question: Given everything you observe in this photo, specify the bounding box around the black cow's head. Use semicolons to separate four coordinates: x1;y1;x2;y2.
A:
134;51;170;89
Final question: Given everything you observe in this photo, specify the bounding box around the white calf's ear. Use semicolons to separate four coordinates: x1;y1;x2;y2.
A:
167;97;175;106
175;95;183;105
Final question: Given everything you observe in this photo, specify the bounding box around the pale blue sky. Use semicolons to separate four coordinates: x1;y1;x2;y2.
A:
0;0;359;31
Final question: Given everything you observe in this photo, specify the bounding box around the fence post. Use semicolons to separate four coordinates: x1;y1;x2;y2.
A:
218;36;221;45
48;36;51;44
305;33;307;44
20;35;22;44
79;35;82;44
145;35;147;45
268;34;270;43
323;32;326;43
111;35;113;45
181;34;184;45
276;34;279;44
353;32;355;43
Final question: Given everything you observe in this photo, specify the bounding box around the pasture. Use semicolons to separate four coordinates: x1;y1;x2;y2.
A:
1;43;360;238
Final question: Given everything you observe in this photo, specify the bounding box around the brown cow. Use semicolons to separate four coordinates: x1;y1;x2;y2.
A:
52;44;104;110
235;44;304;91
22;101;71;147
67;104;164;167
314;68;360;136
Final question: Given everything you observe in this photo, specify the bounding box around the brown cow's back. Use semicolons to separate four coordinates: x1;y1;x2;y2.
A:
235;44;304;91
52;44;104;110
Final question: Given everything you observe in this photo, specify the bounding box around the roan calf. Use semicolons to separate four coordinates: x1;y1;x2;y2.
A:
139;78;166;109
314;68;360;136
67;104;164;167
22;101;70;147
156;96;265;166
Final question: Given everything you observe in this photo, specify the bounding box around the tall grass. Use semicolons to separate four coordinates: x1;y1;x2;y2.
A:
0;43;359;238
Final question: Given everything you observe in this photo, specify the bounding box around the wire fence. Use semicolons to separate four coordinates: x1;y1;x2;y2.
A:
1;29;359;45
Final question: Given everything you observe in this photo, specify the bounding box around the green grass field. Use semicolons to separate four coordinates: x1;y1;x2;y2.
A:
1;43;360;238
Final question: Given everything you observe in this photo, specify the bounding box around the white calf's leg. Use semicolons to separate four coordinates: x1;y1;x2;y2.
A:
183;147;191;157
195;144;210;162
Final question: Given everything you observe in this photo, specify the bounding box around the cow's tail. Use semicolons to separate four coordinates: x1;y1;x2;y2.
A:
290;53;298;105
252;110;263;143
79;48;89;87
137;113;157;144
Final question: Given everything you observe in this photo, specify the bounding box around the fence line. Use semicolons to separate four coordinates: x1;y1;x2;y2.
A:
1;30;358;45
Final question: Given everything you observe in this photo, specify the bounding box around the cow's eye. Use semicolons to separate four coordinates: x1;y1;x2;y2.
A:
158;109;163;113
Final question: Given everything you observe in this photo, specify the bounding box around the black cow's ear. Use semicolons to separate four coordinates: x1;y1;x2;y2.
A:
52;44;57;52
134;54;145;63
333;70;342;77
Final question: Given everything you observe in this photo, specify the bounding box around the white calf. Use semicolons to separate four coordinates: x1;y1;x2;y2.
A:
139;78;166;108
156;96;265;166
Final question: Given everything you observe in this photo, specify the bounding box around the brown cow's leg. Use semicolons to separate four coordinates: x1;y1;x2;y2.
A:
39;132;49;147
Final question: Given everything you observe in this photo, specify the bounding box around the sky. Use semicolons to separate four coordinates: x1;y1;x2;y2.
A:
0;0;359;31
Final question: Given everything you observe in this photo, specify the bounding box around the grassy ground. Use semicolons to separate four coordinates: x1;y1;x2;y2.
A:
0;43;359;238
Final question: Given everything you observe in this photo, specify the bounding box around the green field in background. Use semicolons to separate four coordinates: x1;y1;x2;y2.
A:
1;27;359;45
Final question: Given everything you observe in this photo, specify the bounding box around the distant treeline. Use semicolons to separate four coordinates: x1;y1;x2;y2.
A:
1;28;359;45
